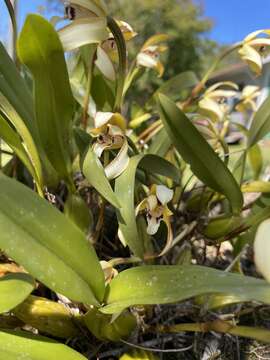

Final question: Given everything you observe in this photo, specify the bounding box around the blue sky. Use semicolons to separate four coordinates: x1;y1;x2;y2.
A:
202;0;270;44
1;0;270;45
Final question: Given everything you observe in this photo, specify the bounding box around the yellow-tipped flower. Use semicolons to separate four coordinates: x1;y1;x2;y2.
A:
198;82;238;122
136;184;173;256
236;85;260;113
137;34;169;77
90;112;129;179
239;29;270;75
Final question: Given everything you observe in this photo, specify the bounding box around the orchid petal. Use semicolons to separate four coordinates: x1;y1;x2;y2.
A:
156;185;173;205
117;20;137;41
158;213;173;257
238;44;263;75
105;138;129;179
93;141;109;158
59;17;108;51
94;111;114;128
137;52;158;68
66;0;108;17
198;97;226;122
147;194;158;211
95;46;116;81
146;215;161;235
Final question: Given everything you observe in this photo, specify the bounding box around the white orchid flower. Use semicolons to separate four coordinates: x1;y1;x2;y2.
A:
136;185;174;256
239;29;270;75
136;34;169;77
198;82;238;122
90;112;129;179
236;85;260;113
58;1;109;52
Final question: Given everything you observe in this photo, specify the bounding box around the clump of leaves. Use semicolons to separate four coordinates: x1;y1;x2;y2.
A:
1;0;270;359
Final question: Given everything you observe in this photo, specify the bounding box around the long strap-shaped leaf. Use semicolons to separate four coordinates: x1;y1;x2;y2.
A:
0;94;43;192
0;174;105;305
115;154;180;258
0;42;38;141
248;95;270;147
0;113;36;180
0;273;35;314
17;14;75;181
101;265;270;314
0;330;87;360
82;147;121;209
157;93;243;214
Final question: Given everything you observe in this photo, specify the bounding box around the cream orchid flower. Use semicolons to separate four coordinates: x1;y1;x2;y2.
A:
238;30;270;75
136;185;174;256
198;82;238;122
90;112;129;179
137;34;169;77
235;85;260;113
59;1;109;51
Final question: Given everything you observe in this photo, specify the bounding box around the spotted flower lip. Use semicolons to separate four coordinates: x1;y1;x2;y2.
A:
198;82;238;122
239;29;270;75
136;185;174;257
90;112;129;180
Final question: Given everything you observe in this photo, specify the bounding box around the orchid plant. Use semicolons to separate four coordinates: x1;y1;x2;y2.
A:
1;1;270;359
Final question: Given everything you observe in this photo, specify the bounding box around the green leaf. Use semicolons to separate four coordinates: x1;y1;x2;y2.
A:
248;144;263;179
0;43;37;140
248;95;270;147
17;14;75;180
0;273;35;314
0;94;43;192
115;154;180;258
157;93;243;214
0;330;87;360
102;265;270;314
0;113;36;180
64;193;93;234
147;127;171;157
82;147;121;208
0;174;105;305
154;71;198;101
0;42;59;187
232;151;246;185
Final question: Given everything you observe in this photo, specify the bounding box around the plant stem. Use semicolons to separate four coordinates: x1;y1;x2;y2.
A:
107;17;127;112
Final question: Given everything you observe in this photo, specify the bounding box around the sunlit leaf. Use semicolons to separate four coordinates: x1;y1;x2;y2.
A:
0;273;35;314
157;93;243;214
102;265;270;314
248;94;270;147
0;174;105;305
18;14;75;181
82;147;121;208
0;330;87;360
